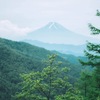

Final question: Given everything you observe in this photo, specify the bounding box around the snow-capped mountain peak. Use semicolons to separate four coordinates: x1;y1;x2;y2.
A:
48;22;58;29
26;22;99;44
45;22;68;31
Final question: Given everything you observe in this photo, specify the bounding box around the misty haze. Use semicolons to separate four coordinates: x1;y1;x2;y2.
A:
0;0;100;100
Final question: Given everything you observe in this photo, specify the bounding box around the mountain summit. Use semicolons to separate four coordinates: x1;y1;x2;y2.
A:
44;22;67;31
46;22;58;29
27;22;97;45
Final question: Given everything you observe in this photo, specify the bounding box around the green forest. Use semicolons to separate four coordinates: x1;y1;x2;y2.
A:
0;11;100;100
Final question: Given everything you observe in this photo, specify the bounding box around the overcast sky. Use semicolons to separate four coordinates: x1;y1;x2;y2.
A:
0;0;100;40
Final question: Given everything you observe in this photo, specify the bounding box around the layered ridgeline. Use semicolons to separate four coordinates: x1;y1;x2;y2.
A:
23;40;86;56
24;22;99;56
26;22;98;45
0;38;84;100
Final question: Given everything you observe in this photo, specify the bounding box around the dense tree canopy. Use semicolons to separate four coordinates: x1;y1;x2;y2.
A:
15;55;83;100
79;10;100;100
0;38;84;100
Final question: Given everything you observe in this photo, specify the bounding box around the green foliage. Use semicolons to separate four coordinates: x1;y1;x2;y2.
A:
52;51;88;80
0;41;38;100
78;71;93;100
15;55;82;100
0;37;84;100
96;10;100;16
0;38;51;100
79;10;100;100
55;88;83;100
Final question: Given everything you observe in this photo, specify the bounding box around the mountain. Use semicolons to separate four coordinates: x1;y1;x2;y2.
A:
0;37;84;100
23;40;86;56
26;22;98;45
0;38;47;100
52;50;88;65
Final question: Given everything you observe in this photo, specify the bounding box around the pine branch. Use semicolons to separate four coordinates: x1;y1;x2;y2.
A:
96;10;100;16
84;50;99;60
79;59;100;67
87;42;100;54
88;24;100;35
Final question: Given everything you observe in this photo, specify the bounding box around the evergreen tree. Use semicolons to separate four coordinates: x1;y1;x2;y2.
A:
78;71;93;100
15;55;83;100
80;10;100;100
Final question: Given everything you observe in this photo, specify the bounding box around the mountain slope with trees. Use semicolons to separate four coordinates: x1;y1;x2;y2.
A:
0;37;83;100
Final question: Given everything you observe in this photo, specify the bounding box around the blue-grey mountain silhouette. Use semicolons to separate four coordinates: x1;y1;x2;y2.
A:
27;22;97;44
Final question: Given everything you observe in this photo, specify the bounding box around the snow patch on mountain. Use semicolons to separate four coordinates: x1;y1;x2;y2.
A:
26;22;99;45
48;22;58;29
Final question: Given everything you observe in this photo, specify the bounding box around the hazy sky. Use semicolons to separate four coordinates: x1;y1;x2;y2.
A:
0;0;100;40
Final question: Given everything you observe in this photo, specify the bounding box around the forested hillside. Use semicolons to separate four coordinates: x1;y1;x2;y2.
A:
0;38;83;100
0;0;99;99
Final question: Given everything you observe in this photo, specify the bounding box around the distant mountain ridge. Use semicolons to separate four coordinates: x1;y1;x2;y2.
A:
23;40;86;56
26;22;98;45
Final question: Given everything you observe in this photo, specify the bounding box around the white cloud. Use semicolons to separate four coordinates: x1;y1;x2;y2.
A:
0;20;32;40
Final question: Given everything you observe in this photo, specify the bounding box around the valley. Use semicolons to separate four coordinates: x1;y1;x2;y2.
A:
0;37;85;100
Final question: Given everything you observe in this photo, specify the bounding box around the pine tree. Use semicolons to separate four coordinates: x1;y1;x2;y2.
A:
15;55;83;100
80;10;100;100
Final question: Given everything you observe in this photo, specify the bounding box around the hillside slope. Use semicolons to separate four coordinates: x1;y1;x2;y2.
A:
0;38;83;100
